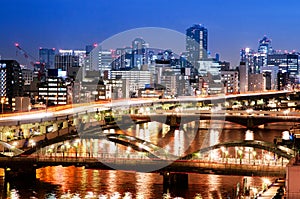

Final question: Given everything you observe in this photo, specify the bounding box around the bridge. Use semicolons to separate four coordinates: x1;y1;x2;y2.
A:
0;91;299;187
0;91;298;141
130;112;300;129
0;123;294;183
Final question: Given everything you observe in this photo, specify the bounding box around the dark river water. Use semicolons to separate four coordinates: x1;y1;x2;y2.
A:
0;120;292;199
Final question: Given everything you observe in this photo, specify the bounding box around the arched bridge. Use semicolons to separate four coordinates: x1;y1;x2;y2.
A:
181;140;296;160
106;134;177;159
130;114;300;128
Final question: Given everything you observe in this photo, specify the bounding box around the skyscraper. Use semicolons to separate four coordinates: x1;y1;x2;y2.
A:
186;24;208;67
240;48;256;74
132;38;149;69
39;48;55;69
55;49;85;79
258;36;273;55
256;36;274;72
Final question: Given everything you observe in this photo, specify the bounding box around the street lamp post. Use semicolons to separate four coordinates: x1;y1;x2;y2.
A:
20;97;23;112
253;151;256;165
248;148;251;164
235;147;238;164
45;97;48;113
225;150;228;163
1;97;4;114
238;149;243;164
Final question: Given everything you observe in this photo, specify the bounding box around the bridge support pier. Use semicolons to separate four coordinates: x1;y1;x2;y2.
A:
53;122;58;132
246;117;254;129
40;125;46;134
162;172;188;189
168;115;180;129
4;166;36;181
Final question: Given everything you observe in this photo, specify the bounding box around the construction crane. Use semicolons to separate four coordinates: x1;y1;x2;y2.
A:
14;42;46;80
15;43;37;68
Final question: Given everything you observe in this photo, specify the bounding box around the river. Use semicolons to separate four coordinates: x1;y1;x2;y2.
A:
0;120;292;198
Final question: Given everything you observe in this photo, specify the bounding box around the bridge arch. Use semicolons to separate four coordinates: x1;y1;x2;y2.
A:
181;140;295;160
17;131;173;160
106;134;176;159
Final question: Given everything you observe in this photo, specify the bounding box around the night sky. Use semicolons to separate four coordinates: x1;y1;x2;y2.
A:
1;0;300;66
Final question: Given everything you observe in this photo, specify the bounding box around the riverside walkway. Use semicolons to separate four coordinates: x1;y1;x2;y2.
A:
257;179;285;198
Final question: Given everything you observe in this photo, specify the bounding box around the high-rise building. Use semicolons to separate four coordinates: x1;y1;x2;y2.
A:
86;43;97;55
112;47;133;70
87;46;112;76
256;36;274;73
267;53;299;83
132;38;149;69
258;36;273;55
221;70;239;94
55;49;85;79
39;48;55;69
111;70;151;95
240;48;256;74
0;60;24;111
248;73;266;92
186;24;208;67
38;76;72;105
239;62;248;93
240;36;274;75
261;65;279;90
55;50;74;71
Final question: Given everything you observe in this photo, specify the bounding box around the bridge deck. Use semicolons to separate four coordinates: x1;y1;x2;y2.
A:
0;156;286;177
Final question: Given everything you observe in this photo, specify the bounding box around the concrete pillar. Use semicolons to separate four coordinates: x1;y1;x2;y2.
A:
22;126;29;138
73;118;79;126
169;115;179;128
19;124;30;138
53;123;58;132
247;117;254;129
99;112;105;121
40;125;46;134
62;121;68;129
85;114;90;123
0;126;4;141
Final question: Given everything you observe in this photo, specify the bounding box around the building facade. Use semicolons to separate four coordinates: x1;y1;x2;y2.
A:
267;54;299;84
221;70;239;94
38;77;71;105
0;60;24;111
39;48;55;69
186;24;208;67
111;70;151;97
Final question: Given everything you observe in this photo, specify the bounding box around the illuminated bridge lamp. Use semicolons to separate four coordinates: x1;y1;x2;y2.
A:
225;150;228;163
246;108;253;114
238;149;243;164
235;146;239;164
29;140;36;147
262;178;271;190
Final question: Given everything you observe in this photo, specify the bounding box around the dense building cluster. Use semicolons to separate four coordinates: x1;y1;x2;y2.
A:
0;24;298;112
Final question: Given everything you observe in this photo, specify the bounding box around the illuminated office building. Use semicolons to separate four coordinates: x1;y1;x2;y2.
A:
39;48;55;69
0;60;23;111
267;53;299;84
38;76;72;105
186;24;208;67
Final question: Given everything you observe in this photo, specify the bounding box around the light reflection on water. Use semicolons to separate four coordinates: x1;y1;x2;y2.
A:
0;121;286;198
0;167;276;199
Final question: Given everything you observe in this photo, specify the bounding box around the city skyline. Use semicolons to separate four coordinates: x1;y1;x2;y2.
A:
1;0;300;66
